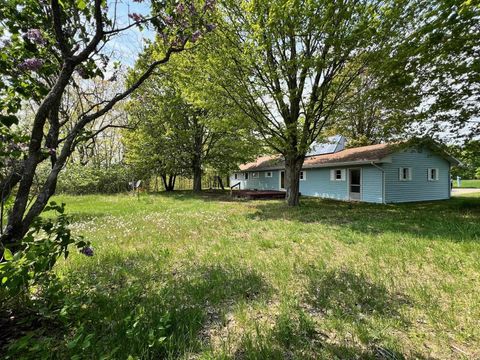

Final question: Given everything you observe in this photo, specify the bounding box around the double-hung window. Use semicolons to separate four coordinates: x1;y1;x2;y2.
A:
399;167;412;181
428;168;439;181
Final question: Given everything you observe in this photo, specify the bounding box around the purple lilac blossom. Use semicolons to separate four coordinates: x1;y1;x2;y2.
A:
128;13;143;22
191;30;202;43
19;58;44;71
205;23;216;32
25;29;45;44
80;246;94;257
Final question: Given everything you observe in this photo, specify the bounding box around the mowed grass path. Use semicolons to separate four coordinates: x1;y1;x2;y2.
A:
48;192;479;359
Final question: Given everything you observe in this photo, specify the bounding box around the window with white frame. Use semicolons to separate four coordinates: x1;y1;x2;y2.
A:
252;172;259;179
245;172;249;180
428;168;439;181
265;171;272;178
330;169;345;181
300;171;306;181
234;173;238;180
399;167;412;181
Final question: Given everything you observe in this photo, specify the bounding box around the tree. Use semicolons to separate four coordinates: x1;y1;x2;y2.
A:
449;140;480;179
404;0;480;142
326;64;420;147
208;0;414;205
0;0;216;246
124;41;261;192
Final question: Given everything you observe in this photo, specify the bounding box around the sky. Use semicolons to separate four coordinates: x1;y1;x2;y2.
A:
105;0;156;67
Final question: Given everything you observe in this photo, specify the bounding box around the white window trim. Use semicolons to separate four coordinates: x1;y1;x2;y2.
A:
330;169;346;181
244;172;249;180
399;167;412;181
300;170;306;181
265;171;272;178
234;173;238;180
252;172;259;179
428;168;439;181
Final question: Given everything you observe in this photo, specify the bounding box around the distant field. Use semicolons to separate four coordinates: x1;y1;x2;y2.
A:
5;192;480;359
453;179;480;188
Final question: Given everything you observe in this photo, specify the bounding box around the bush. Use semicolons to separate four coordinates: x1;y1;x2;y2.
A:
55;164;133;194
0;202;91;302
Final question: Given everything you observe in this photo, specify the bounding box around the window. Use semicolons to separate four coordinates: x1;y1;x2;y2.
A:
330;169;345;181
399;167;412;181
428;168;439;181
234;173;238;180
244;172;249;180
300;171;306;181
265;171;272;178
252;172;259;179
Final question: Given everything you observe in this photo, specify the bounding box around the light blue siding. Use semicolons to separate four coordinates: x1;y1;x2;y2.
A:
299;168;349;201
231;146;451;203
383;148;450;203
230;170;279;190
361;166;384;203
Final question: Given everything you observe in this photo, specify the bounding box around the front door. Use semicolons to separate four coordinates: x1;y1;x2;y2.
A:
280;171;285;190
349;169;361;201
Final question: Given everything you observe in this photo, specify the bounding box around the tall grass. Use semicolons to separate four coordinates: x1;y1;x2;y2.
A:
4;192;480;359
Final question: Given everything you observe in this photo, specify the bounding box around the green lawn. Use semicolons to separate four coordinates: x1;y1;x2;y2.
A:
453;179;480;188
11;192;480;359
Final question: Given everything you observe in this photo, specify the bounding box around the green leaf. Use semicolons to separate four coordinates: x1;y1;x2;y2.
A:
2;277;8;284
76;0;87;10
3;248;13;261
0;114;18;127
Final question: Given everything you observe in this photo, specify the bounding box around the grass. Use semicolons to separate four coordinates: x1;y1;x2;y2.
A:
453;179;480;188
6;191;480;359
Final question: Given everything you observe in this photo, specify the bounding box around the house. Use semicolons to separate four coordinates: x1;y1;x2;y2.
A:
230;138;460;203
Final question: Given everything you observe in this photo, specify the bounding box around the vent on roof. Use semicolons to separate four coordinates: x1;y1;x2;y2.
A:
306;135;346;156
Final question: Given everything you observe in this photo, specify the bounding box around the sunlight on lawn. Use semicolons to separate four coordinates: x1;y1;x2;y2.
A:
50;192;480;359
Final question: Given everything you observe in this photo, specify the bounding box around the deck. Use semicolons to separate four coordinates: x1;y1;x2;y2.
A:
231;189;287;200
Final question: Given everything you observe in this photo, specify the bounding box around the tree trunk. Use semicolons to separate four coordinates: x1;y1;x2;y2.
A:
193;162;202;192
217;176;225;190
285;154;304;206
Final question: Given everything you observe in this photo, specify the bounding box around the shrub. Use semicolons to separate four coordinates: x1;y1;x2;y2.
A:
0;202;91;302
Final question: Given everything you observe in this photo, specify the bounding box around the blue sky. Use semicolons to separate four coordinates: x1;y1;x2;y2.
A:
105;0;156;67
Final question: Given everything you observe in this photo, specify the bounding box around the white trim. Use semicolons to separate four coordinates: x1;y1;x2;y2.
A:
252;172;259;179
265;171;272;178
399;167;412;181
279;170;285;190
348;168;362;201
330;169;345;181
300;170;306;181
428;168;439;181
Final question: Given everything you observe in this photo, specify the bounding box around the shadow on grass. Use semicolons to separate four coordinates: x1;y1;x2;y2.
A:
231;268;415;360
246;196;480;242
54;253;272;359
